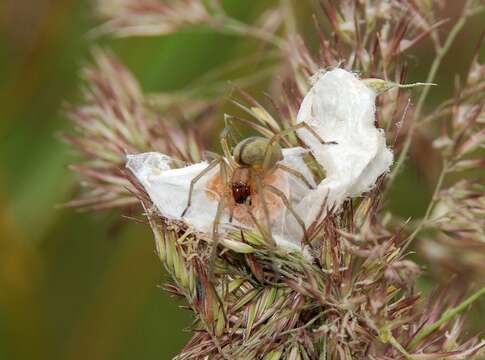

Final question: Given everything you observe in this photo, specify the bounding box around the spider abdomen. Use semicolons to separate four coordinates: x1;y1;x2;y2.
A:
233;136;283;170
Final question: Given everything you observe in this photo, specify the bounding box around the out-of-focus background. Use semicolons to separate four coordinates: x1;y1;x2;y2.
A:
0;1;483;359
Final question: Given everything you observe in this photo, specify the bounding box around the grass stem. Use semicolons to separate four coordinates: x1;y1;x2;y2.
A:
408;287;485;350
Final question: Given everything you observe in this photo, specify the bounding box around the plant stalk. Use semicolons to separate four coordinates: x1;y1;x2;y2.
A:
387;0;476;188
408;287;485;350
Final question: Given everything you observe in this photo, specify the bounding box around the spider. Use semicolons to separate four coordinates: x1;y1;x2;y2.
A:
180;121;335;249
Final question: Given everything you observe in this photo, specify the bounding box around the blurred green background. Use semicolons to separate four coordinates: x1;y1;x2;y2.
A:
0;1;483;359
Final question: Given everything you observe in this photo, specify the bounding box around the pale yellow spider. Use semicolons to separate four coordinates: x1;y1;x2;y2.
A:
181;122;335;250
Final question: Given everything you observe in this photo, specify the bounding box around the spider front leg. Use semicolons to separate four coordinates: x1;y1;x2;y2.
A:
208;192;233;327
252;173;274;244
244;204;274;246
208;195;226;280
264;184;310;247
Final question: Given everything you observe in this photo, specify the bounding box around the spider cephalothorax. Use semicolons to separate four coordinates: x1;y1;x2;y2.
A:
231;181;251;204
203;136;287;227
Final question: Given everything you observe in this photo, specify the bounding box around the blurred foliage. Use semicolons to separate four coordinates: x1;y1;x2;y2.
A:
0;0;483;359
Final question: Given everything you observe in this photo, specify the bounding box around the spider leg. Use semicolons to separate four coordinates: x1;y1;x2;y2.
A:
203;150;222;161
252;172;273;243
207;192;230;326
223;115;243;145
220;124;238;169
264;184;310;247
243;206;282;285
292;121;337;146
208;195;225;280
208;154;231;269
244;206;274;246
262;122;337;172
181;158;221;217
275;163;315;189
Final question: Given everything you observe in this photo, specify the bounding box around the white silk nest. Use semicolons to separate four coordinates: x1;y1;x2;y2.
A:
127;69;393;251
295;68;393;227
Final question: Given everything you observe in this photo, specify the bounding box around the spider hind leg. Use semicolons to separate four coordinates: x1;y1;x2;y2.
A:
262;122;336;172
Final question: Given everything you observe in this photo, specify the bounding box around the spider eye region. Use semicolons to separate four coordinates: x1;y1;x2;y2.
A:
232;181;251;204
233;136;283;169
